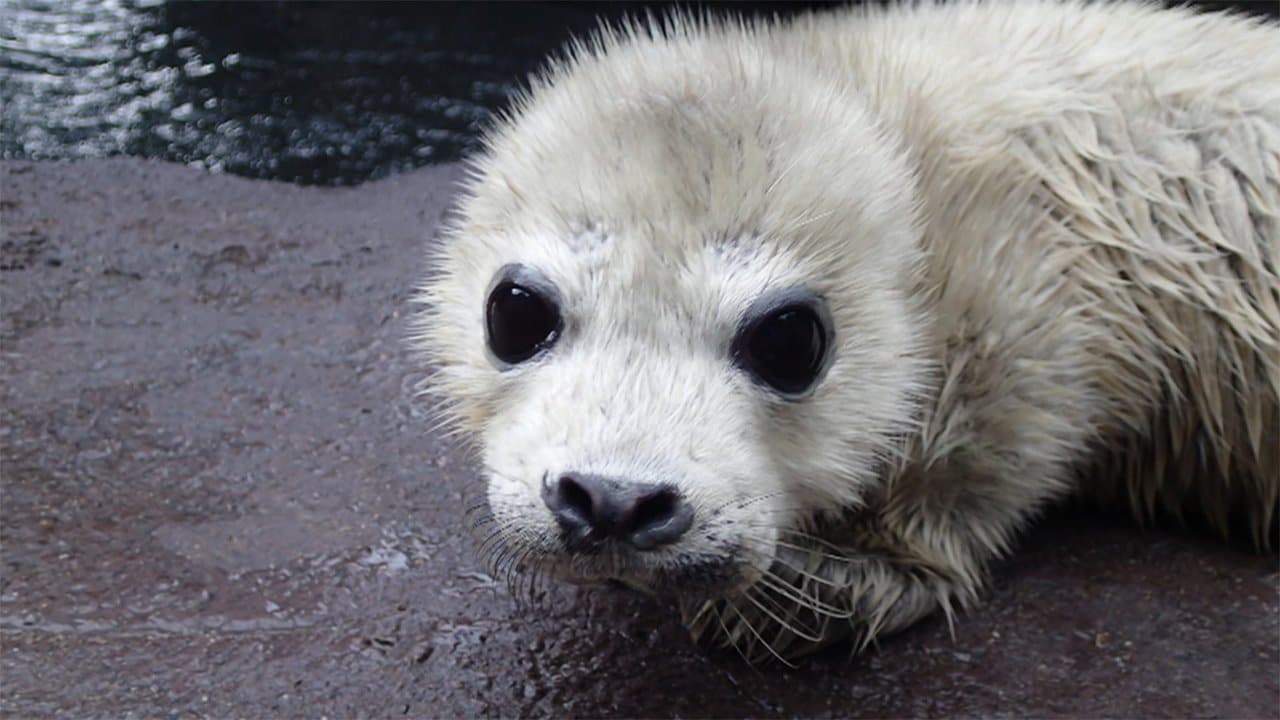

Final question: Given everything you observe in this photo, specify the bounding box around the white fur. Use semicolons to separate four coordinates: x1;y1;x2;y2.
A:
413;0;1280;662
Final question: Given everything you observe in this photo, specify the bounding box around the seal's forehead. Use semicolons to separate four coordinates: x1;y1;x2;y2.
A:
467;220;823;332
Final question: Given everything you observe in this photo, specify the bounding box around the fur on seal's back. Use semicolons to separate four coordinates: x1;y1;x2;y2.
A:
795;0;1280;537
415;0;1279;663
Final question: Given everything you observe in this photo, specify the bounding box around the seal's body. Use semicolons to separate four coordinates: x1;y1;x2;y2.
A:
415;1;1280;662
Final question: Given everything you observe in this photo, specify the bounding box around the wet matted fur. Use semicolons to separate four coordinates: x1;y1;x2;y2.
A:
412;0;1279;663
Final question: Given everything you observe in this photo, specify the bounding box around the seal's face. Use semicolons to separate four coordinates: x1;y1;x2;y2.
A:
474;250;841;595
416;29;928;601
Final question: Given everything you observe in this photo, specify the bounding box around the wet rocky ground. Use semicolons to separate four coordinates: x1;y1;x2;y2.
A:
1;158;1276;718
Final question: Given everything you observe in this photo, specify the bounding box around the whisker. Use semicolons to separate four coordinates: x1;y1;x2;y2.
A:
712;604;757;666
756;571;853;618
741;587;825;643
724;601;796;667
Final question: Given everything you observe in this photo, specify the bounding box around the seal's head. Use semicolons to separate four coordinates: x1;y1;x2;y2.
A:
415;20;928;601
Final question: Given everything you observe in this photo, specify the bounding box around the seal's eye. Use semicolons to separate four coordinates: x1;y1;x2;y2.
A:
735;303;829;395
486;281;561;364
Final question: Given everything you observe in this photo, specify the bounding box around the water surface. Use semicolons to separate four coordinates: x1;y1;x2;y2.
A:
1;0;1271;185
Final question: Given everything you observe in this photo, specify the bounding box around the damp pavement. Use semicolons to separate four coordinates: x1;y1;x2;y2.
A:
1;158;1276;718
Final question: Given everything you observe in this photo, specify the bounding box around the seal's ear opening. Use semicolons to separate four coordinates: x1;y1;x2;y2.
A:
732;290;834;398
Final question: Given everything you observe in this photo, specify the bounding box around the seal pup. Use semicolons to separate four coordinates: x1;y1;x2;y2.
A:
413;0;1280;662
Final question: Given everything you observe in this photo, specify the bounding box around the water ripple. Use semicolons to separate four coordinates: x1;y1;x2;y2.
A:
0;0;592;184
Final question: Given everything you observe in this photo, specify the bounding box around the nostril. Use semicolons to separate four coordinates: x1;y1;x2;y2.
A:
626;486;692;550
629;488;678;533
557;474;595;523
543;473;611;549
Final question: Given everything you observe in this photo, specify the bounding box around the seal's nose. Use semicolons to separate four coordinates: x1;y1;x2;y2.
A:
542;473;693;551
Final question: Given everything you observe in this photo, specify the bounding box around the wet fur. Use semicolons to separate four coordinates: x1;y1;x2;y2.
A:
413;0;1280;663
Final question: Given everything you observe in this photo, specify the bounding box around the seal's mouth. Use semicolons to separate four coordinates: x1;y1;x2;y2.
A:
651;556;749;594
472;473;783;604
543;543;755;600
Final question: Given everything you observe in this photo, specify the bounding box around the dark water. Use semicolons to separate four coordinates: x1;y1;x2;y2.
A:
0;1;834;185
1;1;611;184
1;0;1273;186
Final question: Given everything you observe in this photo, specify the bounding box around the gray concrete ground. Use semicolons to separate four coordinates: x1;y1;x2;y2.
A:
1;159;1276;718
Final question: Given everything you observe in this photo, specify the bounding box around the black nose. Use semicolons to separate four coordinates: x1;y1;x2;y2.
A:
542;473;693;551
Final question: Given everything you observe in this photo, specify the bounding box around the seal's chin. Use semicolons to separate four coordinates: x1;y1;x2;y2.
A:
544;545;760;600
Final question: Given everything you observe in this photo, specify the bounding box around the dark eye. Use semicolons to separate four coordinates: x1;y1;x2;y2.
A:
486;281;561;364
735;303;829;395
